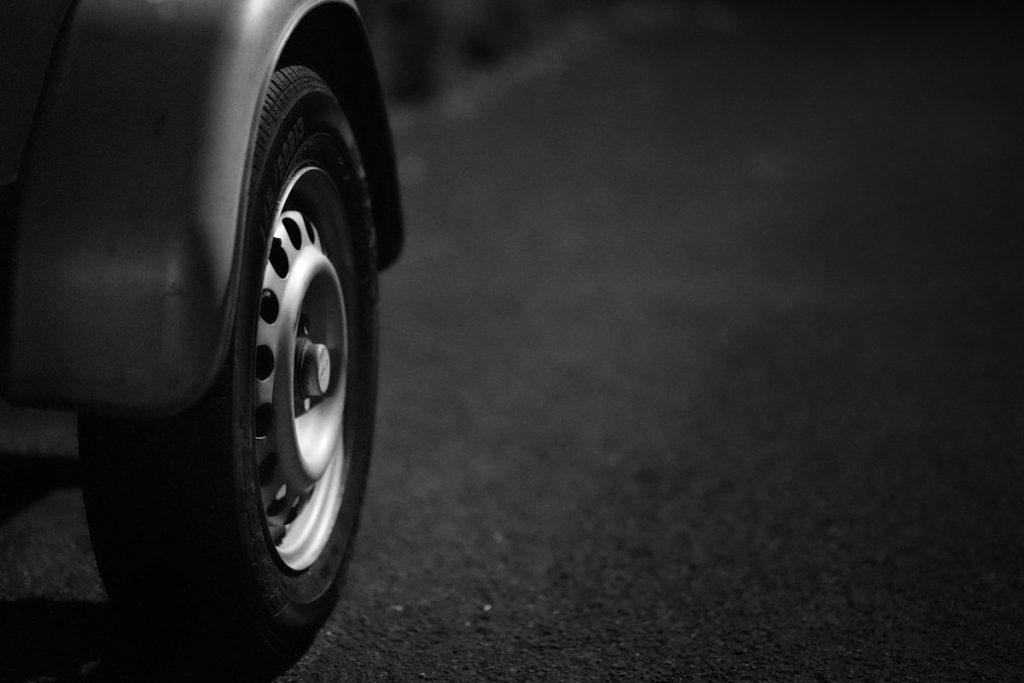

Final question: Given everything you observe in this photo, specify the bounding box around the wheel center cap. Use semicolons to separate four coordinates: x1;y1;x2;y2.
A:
297;338;332;398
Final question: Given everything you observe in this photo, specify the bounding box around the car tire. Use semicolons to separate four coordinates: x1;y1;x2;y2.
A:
80;65;378;672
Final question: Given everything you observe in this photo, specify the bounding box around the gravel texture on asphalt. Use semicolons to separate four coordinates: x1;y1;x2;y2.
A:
279;5;1024;680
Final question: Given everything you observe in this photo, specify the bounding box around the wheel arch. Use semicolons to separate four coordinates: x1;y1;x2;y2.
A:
277;4;404;273
0;0;401;417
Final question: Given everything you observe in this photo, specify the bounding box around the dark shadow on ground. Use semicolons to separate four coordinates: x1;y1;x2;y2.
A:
0;599;286;682
0;458;296;681
0;454;80;523
0;600;109;681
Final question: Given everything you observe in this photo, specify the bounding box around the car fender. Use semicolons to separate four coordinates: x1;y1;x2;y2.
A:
1;0;402;416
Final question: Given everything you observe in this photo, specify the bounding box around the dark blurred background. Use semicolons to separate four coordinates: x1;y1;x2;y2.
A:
362;0;633;100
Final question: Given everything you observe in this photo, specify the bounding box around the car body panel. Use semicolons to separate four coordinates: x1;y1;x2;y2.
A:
0;0;402;416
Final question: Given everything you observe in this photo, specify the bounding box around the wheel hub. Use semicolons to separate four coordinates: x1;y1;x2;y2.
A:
296;338;332;398
252;168;348;571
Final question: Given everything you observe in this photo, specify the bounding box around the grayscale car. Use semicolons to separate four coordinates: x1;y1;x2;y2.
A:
0;0;402;668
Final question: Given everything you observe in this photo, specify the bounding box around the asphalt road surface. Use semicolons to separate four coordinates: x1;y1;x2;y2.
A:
2;4;1023;681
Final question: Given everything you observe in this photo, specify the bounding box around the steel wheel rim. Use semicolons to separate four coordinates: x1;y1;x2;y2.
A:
253;167;348;571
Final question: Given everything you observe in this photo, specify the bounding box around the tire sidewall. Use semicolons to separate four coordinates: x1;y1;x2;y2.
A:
233;69;377;650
